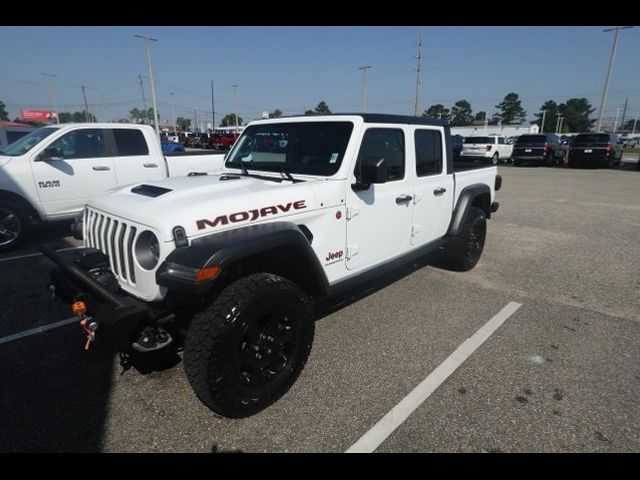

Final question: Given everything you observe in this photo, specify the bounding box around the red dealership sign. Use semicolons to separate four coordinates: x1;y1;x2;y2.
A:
20;109;57;122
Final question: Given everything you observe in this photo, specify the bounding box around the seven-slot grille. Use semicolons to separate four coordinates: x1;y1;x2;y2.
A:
84;207;138;285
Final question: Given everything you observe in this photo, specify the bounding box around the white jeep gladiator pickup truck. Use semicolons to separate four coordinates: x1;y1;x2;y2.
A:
42;114;501;418
0;123;225;251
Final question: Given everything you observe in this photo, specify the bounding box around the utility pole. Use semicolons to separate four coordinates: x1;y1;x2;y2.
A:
231;84;239;134
555;114;564;134
211;80;215;129
170;92;177;135
540;109;547;133
413;30;423;117
138;74;147;119
632;118;638;135
81;85;90;122
596;26;633;132
134;34;160;139
194;109;198;134
613;107;621;132
620;98;628;131
358;65;372;113
41;73;59;123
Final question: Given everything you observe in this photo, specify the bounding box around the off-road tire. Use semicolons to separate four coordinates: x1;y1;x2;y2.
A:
444;207;486;272
183;273;315;418
0;199;32;252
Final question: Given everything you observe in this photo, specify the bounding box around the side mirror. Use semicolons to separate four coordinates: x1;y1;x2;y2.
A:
353;156;387;191
38;147;64;161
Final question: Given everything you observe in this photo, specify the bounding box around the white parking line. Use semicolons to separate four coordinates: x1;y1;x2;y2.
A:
0;246;83;263
0;317;77;346
346;301;522;453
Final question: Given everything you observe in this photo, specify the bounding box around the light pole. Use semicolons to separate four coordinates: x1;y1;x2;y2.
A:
596;26;633;132
170;92;177;136
134;34;160;139
555;114;564;134
41;73;59;123
138;74;147;120
358;65;372;113
231;84;239;134
540;109;547;133
81;85;90;122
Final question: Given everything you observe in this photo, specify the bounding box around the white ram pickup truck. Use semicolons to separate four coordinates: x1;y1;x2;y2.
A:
0;123;225;251
42;114;502;418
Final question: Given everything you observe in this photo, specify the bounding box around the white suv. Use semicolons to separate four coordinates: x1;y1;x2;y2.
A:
460;135;513;165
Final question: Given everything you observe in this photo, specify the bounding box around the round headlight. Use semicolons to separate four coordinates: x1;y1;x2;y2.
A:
135;231;160;270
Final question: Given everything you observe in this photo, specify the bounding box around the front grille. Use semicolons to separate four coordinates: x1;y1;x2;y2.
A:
84;207;138;285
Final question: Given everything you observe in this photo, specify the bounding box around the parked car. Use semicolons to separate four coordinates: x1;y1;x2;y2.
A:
460;135;513;165
43;113;502;418
0;121;36;150
567;133;623;168
0;123;225;251
511;133;565;167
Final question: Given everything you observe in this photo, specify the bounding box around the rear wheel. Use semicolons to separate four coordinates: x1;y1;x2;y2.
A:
444;207;487;272
183;273;315;418
490;153;499;165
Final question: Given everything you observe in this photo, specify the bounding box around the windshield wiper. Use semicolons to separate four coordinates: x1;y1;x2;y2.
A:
239;162;249;176
279;165;297;182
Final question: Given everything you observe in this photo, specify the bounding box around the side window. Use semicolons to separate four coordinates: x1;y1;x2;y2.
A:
414;129;443;177
112;129;149;156
48;129;107;159
355;128;405;182
498;137;506;145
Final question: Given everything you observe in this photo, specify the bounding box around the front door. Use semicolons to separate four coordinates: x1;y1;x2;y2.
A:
346;127;413;271
410;128;454;246
31;128;117;218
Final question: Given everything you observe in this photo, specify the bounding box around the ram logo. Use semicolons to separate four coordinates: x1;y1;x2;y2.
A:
196;200;307;230
38;180;61;189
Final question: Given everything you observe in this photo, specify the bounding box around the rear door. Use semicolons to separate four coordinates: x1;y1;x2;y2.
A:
110;128;165;186
345;126;413;271
410;127;454;246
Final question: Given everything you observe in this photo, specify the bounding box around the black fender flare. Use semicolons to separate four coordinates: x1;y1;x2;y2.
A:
157;221;330;297
446;184;491;238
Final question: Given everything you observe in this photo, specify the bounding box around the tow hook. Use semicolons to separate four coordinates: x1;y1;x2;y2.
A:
72;301;99;351
132;326;173;353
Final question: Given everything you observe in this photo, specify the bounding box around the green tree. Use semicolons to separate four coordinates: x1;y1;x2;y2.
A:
220;113;243;127
305;101;332;116
494;93;526;124
176;117;191;131
558;98;595;133
474;111;487;122
450;100;473;126
533;100;559;133
129;107;157;123
0;100;9;121
422;104;450;122
269;109;282;118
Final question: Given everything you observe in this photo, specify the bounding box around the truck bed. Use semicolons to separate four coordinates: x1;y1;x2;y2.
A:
452;162;498;206
164;152;226;177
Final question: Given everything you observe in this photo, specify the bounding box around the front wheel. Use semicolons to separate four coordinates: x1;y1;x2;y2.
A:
443;207;487;272
0;201;31;252
183;273;315;418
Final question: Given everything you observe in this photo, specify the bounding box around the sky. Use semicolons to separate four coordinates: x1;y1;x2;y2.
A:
1;26;639;129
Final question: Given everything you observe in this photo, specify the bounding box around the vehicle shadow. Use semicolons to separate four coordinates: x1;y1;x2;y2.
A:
0;241;114;452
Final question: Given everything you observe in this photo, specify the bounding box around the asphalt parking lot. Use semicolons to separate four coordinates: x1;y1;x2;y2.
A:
0;158;639;452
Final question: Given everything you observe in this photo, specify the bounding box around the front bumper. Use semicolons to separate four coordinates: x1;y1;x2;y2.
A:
41;245;151;350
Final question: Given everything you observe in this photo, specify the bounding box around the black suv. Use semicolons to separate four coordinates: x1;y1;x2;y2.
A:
512;133;565;167
568;132;623;168
451;134;463;159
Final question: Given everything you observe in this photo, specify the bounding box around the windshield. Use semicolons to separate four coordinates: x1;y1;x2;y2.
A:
0;127;58;156
225;121;354;176
464;137;492;144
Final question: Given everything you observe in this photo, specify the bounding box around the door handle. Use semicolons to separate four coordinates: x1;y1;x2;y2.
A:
433;187;447;196
92;166;110;171
395;194;413;204
144;163;159;168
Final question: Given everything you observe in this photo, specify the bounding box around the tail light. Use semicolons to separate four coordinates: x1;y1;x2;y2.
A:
486;145;492;152
606;142;614;155
543;142;551;153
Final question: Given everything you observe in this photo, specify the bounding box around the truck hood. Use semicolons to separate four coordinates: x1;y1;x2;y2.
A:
87;173;324;241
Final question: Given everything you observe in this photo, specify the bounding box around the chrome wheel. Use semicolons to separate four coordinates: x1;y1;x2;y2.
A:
0;207;22;248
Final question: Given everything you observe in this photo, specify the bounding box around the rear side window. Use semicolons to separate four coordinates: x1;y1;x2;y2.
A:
6;130;32;144
356;128;405;182
516;135;546;145
574;134;610;144
414;129;443;177
112;129;149;156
